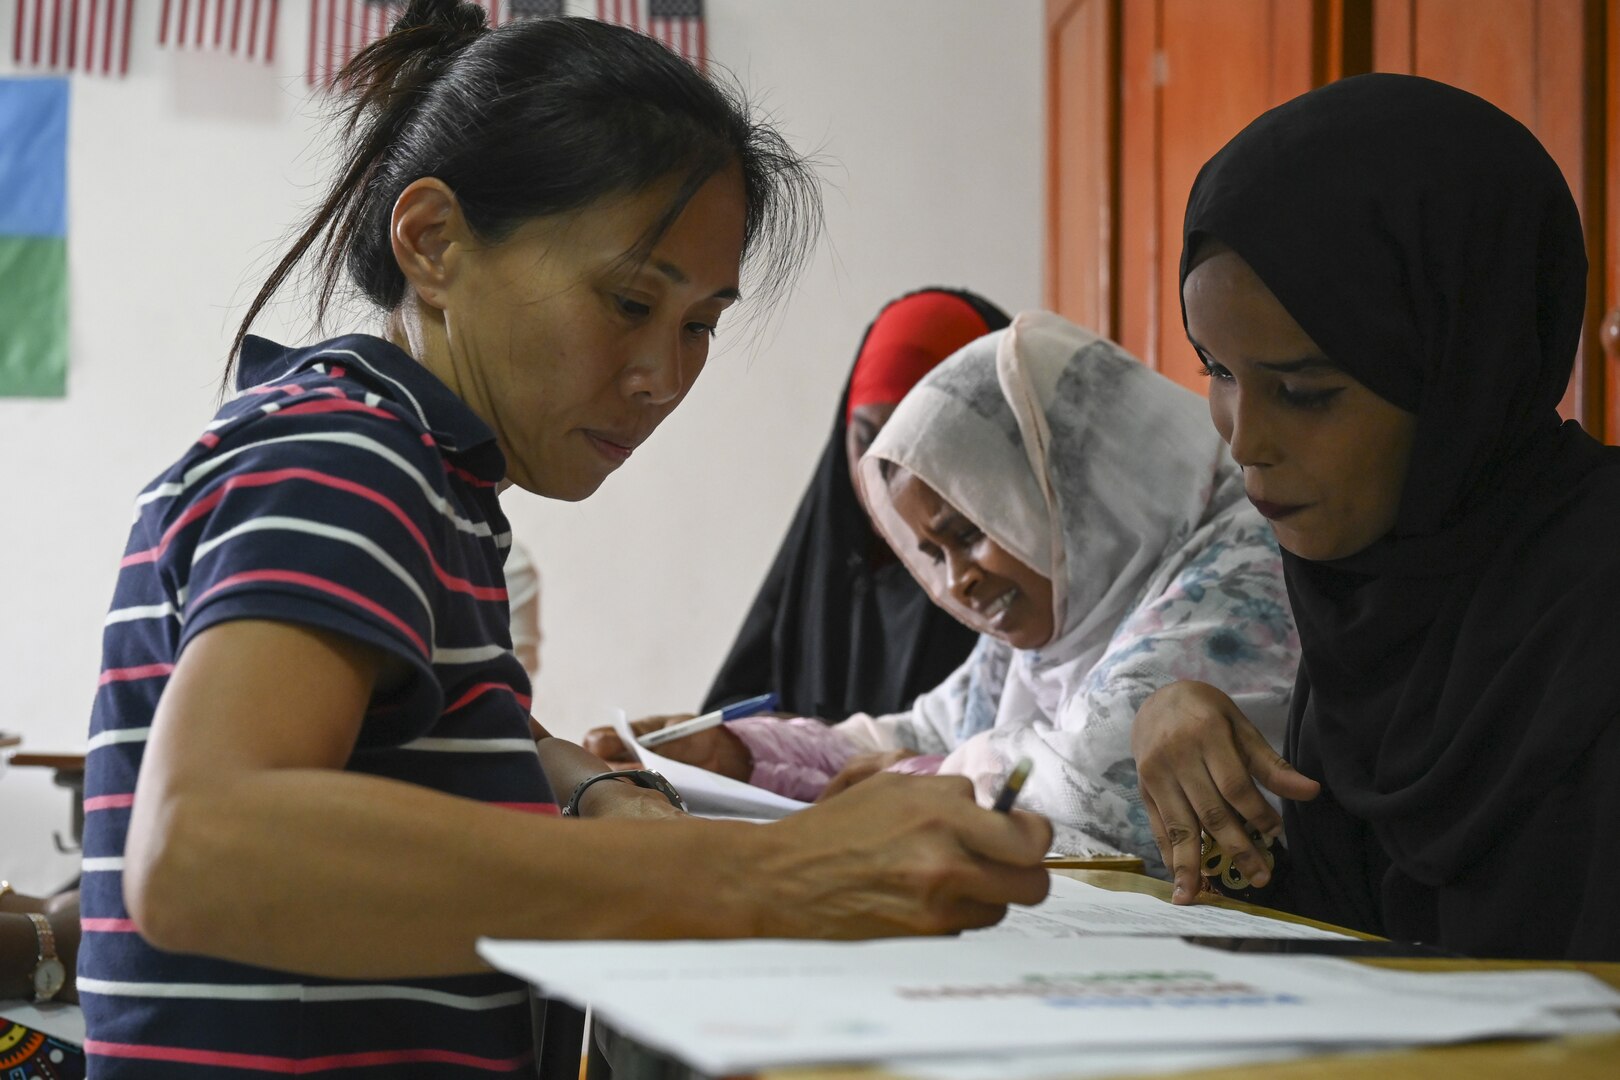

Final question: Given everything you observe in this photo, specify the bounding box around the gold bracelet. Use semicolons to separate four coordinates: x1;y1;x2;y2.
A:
0;880;14;911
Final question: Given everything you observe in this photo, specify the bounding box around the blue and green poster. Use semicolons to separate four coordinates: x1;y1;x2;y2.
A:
0;78;69;398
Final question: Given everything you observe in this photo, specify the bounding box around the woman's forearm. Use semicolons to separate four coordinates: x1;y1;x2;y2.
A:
126;766;766;978
117;621;1054;978
534;736;684;818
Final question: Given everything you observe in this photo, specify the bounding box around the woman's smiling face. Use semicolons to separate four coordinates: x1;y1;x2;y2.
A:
885;466;1056;649
1182;243;1418;562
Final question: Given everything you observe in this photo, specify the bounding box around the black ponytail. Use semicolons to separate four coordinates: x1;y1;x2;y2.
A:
230;0;819;386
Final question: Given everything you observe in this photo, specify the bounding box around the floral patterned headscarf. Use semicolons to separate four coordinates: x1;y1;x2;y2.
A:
859;311;1238;674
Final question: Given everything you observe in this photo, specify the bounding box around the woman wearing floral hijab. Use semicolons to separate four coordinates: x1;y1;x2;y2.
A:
700;288;1006;721
645;312;1299;867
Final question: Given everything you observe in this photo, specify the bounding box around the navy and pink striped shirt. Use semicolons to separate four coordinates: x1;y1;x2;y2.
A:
80;334;554;1077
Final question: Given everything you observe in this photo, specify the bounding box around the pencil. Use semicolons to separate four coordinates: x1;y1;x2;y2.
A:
992;757;1034;813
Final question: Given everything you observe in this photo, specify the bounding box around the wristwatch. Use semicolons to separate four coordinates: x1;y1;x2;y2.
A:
25;912;66;1003
562;769;687;817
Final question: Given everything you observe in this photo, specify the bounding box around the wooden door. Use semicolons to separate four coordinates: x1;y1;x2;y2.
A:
1049;0;1336;392
1047;0;1118;341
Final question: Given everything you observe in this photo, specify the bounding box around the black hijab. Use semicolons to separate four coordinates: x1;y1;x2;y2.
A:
702;288;1008;721
1181;74;1620;959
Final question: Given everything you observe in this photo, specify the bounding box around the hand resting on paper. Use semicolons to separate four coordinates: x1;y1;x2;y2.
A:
1132;680;1321;905
816;748;920;802
582;713;753;780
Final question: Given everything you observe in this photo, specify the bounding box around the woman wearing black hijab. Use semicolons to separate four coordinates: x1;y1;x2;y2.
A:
702;288;1010;720
1130;73;1620;960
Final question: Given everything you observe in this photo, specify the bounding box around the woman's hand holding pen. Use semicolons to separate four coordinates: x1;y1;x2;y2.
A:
581;714;754;780
756;772;1052;937
580;714;682;767
1131;680;1320;904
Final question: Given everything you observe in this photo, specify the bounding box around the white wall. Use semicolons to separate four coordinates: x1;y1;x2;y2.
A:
0;0;1044;891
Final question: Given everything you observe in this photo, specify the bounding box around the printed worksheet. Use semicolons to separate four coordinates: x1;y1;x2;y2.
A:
478;934;1591;1074
975;874;1353;940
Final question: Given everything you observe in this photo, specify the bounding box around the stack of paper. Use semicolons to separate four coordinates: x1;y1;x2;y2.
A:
982;875;1353;939
478;930;1619;1075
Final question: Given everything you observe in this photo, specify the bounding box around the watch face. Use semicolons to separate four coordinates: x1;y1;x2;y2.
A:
33;957;65;1000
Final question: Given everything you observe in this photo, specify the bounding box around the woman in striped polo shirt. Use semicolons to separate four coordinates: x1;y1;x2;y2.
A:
77;3;1052;1076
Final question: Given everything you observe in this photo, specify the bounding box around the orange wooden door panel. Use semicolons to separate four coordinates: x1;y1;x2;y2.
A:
1048;0;1335;390
1047;0;1119;339
1155;0;1318;389
1606;0;1618;440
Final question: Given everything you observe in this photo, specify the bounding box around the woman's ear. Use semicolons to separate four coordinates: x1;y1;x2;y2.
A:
389;178;468;312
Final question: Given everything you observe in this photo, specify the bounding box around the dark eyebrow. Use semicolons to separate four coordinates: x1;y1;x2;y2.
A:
1185;336;1337;375
653;259;742;301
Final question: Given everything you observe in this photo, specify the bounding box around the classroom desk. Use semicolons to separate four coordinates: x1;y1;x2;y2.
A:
758;870;1620;1080
5;751;87;851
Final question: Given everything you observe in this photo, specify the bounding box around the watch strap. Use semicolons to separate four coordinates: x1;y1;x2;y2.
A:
25;911;64;1003
26;912;56;962
563;769;687;817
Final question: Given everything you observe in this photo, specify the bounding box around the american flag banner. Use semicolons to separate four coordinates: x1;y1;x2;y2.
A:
158;0;280;61
307;0;398;86
642;0;701;70
595;0;704;70
9;0;137;75
501;0;563;20
307;0;509;87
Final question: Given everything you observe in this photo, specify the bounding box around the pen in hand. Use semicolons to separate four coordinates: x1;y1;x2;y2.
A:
991;758;1034;813
636;692;780;750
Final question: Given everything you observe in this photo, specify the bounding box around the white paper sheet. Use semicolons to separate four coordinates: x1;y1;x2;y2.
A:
612;710;809;819
1280;958;1620;1035
882;961;1620;1080
883;1043;1354;1080
478;934;1580;1075
974;874;1354;940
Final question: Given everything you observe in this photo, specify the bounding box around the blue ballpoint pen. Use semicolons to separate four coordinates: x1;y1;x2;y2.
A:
635;692;781;749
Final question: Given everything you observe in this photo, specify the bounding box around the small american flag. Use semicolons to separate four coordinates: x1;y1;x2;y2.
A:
158;0;280;61
596;0;704;70
308;0;510;87
307;0;397;86
643;0;701;70
502;0;563;20
9;0;136;76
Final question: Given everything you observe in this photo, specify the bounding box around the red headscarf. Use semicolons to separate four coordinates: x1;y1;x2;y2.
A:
846;291;997;423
